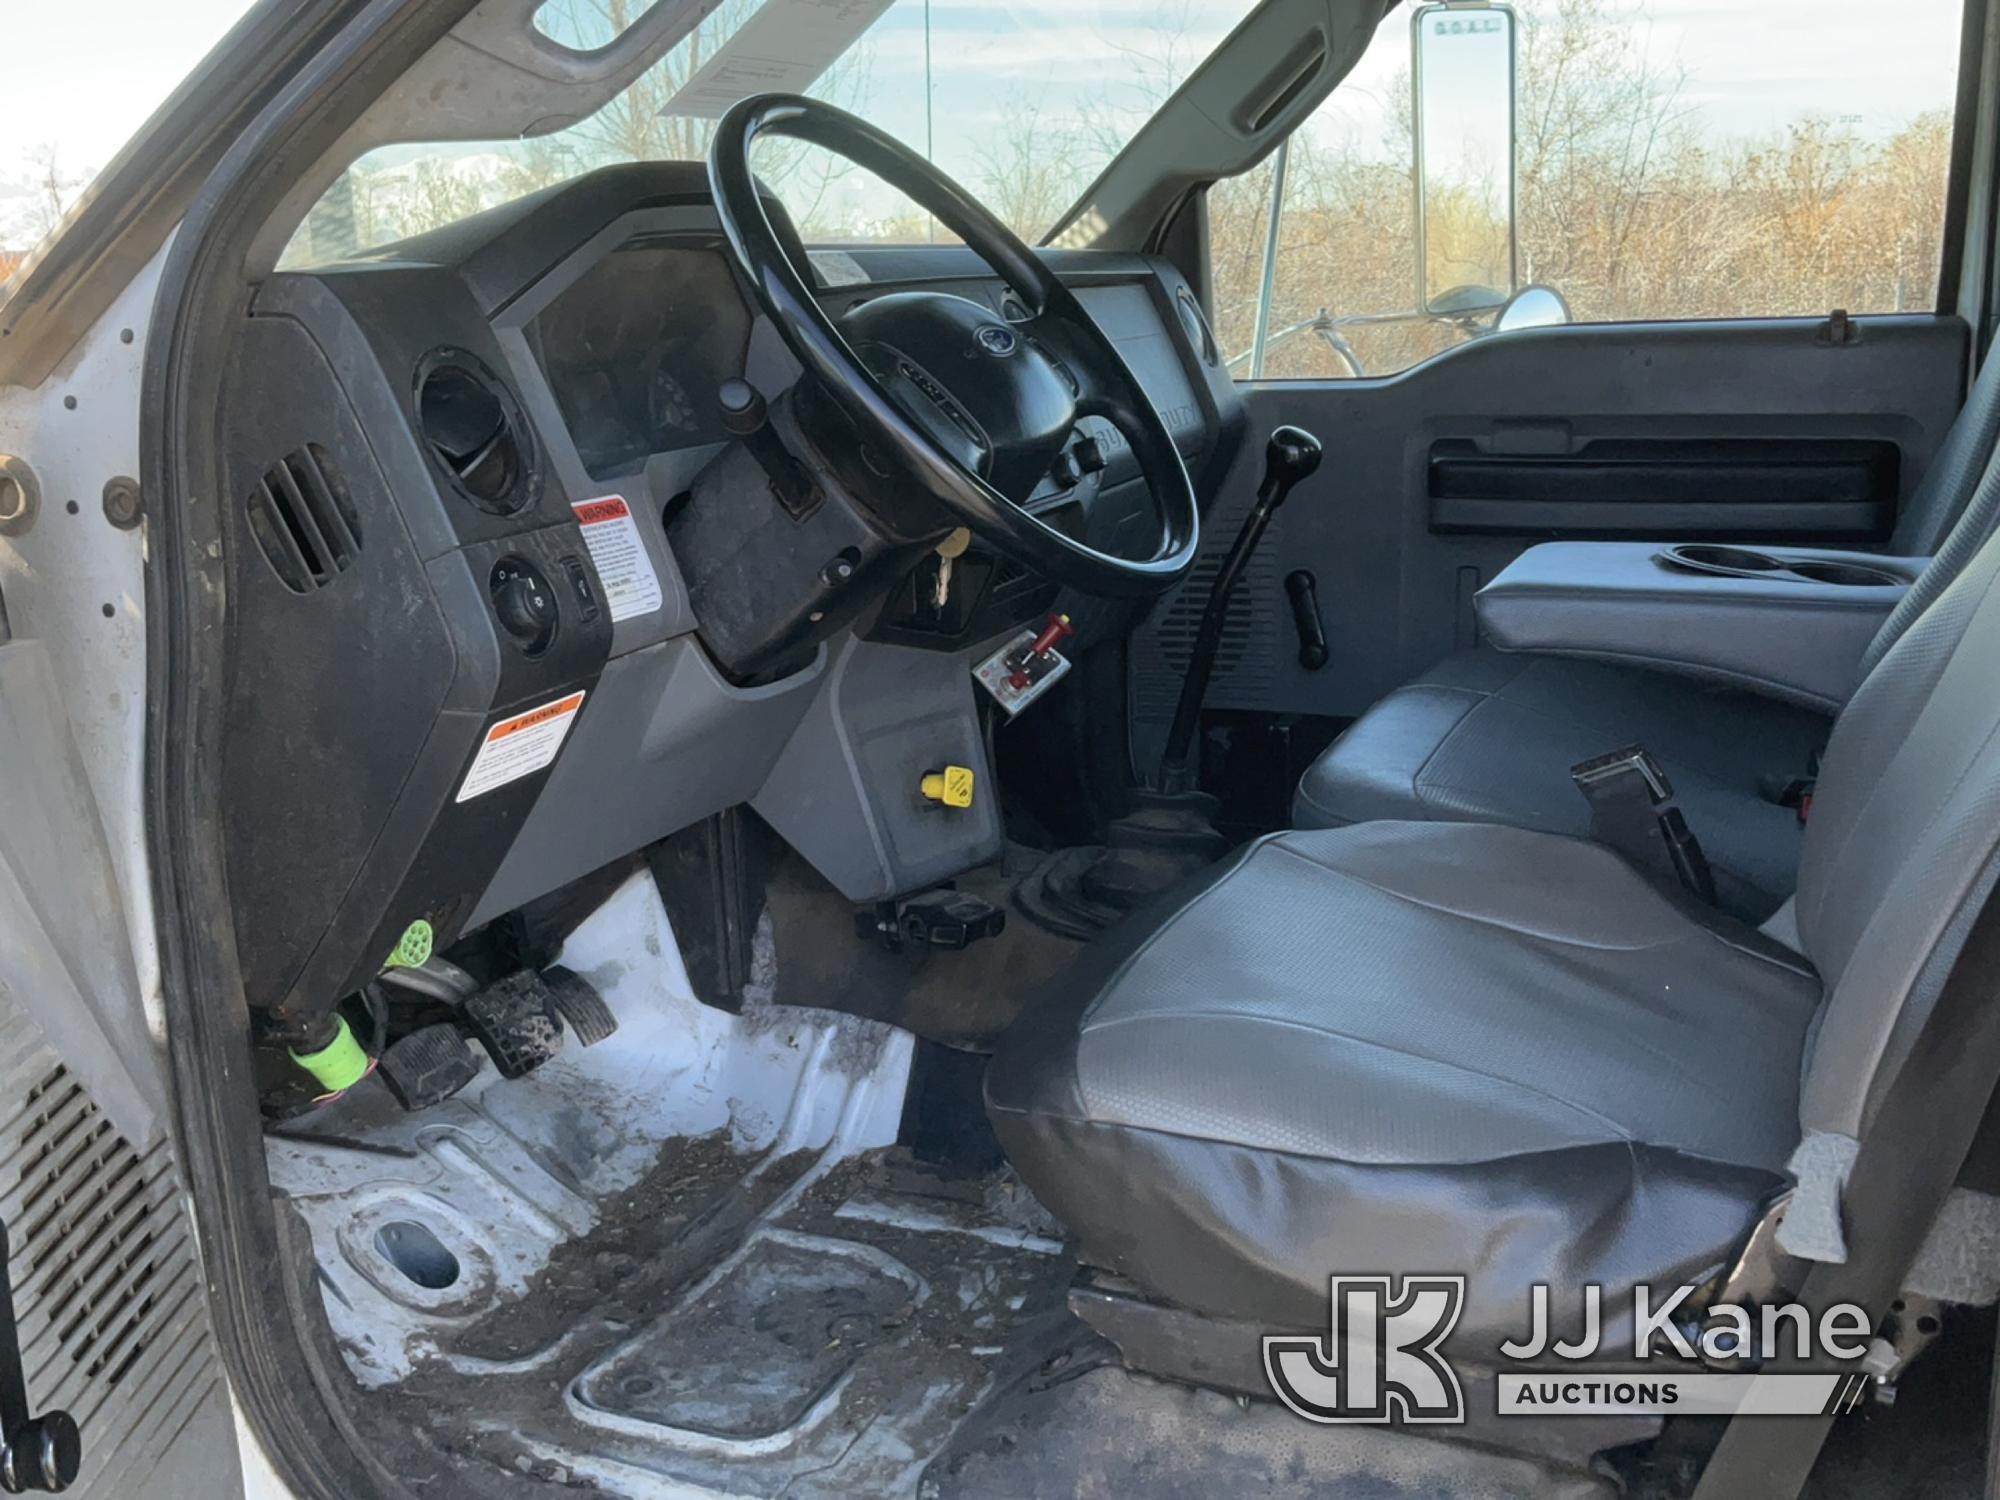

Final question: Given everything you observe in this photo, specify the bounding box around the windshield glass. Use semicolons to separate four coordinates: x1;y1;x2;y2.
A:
289;0;1255;264
2;0;262;275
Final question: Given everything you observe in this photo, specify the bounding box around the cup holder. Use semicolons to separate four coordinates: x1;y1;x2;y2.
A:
1668;545;1789;573
1784;559;1904;587
1658;544;1901;588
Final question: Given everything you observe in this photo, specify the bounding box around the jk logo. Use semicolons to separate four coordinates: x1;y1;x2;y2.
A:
1263;1275;1467;1424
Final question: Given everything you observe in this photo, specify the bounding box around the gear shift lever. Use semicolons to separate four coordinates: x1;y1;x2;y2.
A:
1156;424;1324;793
1014;424;1325;939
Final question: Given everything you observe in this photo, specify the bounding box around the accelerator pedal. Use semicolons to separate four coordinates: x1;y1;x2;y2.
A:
545;965;618;1046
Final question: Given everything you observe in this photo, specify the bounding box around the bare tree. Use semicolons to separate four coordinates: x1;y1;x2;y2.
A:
971;93;1090;239
1209;0;1953;378
16;144;92;244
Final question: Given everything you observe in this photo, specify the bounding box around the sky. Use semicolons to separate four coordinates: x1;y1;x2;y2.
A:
0;0;1969;249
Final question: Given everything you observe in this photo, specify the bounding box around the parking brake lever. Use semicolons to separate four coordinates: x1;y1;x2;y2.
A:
1156;425;1324;793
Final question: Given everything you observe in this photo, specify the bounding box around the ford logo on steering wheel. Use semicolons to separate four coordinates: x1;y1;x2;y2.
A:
975;324;1018;357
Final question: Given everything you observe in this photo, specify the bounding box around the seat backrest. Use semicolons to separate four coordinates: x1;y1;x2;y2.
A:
1860;352;2000;675
1795;442;2000;1141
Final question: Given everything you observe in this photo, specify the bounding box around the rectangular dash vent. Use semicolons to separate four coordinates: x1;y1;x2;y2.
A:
246;443;362;593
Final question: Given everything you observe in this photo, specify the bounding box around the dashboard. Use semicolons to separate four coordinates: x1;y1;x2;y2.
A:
528;239;753;478
215;160;1244;1033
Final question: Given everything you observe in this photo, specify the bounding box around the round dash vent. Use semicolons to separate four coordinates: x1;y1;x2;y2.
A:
415;349;537;514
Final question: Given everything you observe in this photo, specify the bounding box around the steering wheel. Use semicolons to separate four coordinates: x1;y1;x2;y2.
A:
707;94;1200;599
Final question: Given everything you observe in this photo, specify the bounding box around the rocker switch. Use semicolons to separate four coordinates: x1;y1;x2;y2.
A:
560;555;600;622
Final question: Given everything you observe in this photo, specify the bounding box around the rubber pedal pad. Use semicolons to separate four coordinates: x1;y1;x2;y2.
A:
544;965;618;1047
463;971;566;1079
378;1022;482;1110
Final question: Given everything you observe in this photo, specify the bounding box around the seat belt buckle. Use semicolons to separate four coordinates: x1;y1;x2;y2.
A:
1778;749;1823;826
1572;744;1675;802
1571;744;1719;905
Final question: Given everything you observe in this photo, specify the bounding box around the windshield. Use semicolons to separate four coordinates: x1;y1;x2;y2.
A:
2;0;262;273
289;0;1256;265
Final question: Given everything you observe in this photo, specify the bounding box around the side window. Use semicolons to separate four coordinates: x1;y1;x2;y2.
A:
1218;0;1965;381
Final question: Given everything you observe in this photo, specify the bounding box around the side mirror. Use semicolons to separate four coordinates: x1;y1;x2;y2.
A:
1496;283;1571;332
1413;3;1518;319
1429;283;1508;319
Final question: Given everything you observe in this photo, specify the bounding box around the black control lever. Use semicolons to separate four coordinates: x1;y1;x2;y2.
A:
1157;425;1324;793
0;1223;80;1493
1284;570;1328;670
718;378;818;518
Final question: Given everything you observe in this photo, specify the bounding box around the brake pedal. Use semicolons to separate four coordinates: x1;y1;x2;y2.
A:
463;971;566;1078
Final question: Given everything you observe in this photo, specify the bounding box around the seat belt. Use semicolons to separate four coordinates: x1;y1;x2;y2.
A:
1571;745;1717;903
1691;872;2000;1498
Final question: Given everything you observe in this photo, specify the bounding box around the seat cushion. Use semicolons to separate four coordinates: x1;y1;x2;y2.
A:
987;821;1823;1349
1294;648;1834;921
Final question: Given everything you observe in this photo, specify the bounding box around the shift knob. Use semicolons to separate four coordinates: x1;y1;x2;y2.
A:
1264;424;1324;493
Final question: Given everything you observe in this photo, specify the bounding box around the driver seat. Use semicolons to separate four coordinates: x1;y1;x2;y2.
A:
988;480;2000;1353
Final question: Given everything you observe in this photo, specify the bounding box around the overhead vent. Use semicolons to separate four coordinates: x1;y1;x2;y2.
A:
415;349;537;514
246;443;362;594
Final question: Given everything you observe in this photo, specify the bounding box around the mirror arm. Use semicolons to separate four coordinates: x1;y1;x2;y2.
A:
1246;135;1292;380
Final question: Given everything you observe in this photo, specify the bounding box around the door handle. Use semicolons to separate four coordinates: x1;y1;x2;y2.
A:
0;1222;79;1493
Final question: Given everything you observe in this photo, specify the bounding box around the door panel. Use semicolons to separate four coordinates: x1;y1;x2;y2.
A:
1135;313;1968;747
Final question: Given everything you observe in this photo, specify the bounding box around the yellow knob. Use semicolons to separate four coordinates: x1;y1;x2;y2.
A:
920;765;975;808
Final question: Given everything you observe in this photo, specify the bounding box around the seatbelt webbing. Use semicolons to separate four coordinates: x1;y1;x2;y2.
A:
1571;745;1718;904
1692;875;2000;1499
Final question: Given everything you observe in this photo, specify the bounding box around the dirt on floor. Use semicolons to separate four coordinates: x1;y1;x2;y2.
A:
442;1130;814;1365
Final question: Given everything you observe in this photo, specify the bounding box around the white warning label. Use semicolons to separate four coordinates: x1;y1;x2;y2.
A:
455;691;586;803
572;495;663;622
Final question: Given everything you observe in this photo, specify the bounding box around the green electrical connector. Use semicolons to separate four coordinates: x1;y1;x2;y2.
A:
385;918;434;970
290;1014;371;1094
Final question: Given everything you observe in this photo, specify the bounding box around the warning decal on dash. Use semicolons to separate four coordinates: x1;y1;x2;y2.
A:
572;496;664;622
455;691;586;803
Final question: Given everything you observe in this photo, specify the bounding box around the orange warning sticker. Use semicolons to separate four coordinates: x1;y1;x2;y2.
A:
455;691;586;803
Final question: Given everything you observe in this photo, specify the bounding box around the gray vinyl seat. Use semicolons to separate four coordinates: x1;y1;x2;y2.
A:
1295;354;2000;922
1293;648;1831;919
990;460;2000;1349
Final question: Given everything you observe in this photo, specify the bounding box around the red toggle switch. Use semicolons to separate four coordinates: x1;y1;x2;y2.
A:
1030;612;1074;659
